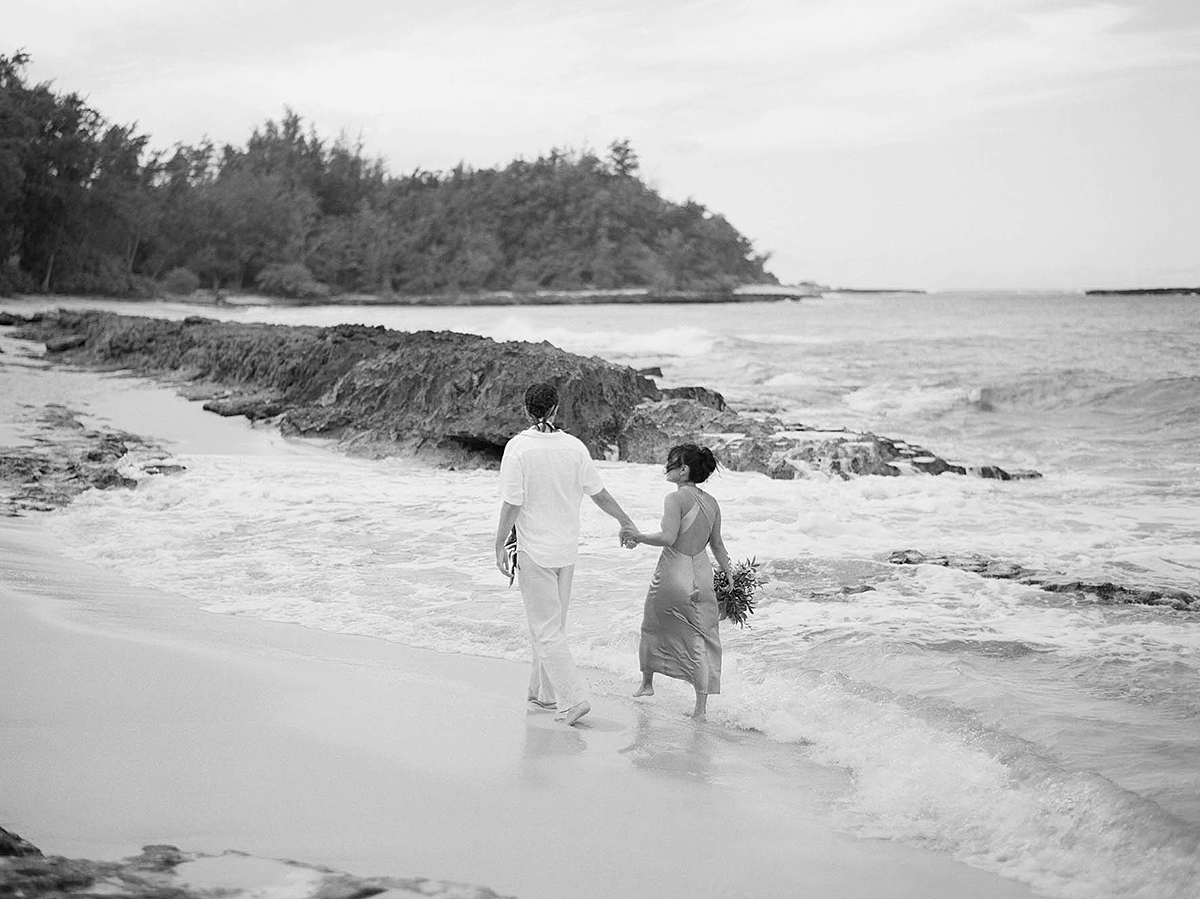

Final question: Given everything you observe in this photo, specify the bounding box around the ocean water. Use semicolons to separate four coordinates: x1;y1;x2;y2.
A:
2;291;1198;898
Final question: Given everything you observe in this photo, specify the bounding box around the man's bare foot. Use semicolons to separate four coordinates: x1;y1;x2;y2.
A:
556;700;591;726
633;684;654;697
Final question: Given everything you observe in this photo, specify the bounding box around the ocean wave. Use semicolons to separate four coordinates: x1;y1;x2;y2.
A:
1088;377;1200;427
973;374;1200;421
715;662;1200;899
843;382;974;419
486;316;717;360
738;331;835;346
838;370;1117;421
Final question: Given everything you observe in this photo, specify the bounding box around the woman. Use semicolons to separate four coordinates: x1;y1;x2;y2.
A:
621;444;733;719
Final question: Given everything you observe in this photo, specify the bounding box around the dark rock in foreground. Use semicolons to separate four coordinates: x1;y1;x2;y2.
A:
888;549;1199;611
0;831;514;899
0;406;160;515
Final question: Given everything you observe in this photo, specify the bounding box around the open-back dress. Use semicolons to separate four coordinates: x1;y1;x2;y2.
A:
637;486;721;695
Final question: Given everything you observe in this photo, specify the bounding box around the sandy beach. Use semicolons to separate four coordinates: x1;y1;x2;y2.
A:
0;510;1044;898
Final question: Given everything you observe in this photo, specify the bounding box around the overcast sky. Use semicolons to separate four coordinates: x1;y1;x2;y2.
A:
7;0;1199;289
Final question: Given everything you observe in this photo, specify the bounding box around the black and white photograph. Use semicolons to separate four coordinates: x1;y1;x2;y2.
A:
2;2;1198;897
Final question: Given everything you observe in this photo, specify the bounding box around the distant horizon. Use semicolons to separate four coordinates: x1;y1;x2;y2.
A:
801;283;1200;293
10;0;1200;290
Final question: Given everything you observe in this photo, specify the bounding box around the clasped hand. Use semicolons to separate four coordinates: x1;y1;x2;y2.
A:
619;524;640;549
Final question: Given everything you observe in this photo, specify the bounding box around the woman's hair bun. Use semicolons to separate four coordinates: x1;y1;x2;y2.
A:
668;443;720;483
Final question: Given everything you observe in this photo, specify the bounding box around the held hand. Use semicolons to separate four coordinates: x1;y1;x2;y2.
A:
619;524;640;548
496;544;512;578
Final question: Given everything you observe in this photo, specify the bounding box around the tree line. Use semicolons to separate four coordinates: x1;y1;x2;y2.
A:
0;52;776;299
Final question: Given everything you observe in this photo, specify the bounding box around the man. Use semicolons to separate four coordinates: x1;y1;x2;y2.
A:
495;382;635;726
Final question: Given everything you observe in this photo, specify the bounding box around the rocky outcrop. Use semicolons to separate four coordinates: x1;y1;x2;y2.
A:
44;333;88;353
0;406;150;515
14;310;660;463
658;385;727;410
0;832;514;899
617;398;1040;480
0;826;41;857
13;309;1039;479
888;549;1199;611
202;392;288;420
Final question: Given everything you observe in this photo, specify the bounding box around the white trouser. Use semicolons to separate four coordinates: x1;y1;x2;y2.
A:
517;551;587;711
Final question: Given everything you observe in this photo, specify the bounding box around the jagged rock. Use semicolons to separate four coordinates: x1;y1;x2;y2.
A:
970;465;1009;480
45;334;87;353
909;455;965;476
15;311;660;463
0;311;27;326
203;393;288;420
0;831;516;899
276;331;659;460
1028;577;1199;610
617;398;760;463
618;398;1036;480
83;434;129;463
0;406;157;515
888;549;1198;611
659;385;727;410
138;461;187;476
14;310;1041;480
0;826;42;857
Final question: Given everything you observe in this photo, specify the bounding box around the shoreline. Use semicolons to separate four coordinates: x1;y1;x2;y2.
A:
4;286;821;310
1084;287;1200;297
0;514;1038;899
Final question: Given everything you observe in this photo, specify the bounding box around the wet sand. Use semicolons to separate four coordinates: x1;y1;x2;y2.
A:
0;514;1040;899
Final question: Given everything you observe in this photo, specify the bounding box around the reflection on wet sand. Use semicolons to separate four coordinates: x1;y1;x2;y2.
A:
518;708;587;786
618;707;716;783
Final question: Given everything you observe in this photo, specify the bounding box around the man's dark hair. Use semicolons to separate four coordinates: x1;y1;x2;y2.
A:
524;383;559;422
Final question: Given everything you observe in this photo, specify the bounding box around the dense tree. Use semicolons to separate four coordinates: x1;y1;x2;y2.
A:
0;52;776;297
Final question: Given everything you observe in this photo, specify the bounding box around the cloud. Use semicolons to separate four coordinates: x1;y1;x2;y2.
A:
13;0;1197;158
670;1;1200;150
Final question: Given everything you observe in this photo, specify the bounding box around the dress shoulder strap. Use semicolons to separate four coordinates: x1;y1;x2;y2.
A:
679;499;703;533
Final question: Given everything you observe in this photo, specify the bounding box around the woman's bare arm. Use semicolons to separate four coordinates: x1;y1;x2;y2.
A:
630;494;682;547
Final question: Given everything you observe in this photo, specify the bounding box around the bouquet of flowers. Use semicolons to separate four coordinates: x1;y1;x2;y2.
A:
714;557;761;628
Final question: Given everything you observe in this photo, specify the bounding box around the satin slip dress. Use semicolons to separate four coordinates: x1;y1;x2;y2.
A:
637;486;721;695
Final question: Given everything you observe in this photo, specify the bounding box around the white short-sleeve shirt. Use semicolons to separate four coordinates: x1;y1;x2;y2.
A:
498;429;605;567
